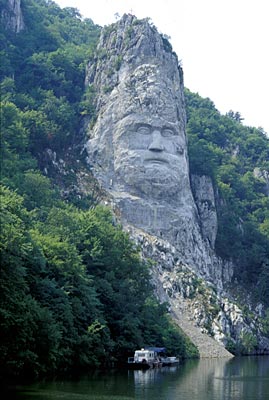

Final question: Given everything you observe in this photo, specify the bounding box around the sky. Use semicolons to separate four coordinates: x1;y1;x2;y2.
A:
55;0;269;135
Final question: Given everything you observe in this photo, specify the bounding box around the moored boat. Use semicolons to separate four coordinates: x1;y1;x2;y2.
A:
127;348;163;369
161;356;180;366
127;347;179;369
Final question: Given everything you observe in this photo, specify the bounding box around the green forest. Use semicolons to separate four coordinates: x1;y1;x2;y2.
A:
185;90;269;298
0;0;197;380
1;0;269;380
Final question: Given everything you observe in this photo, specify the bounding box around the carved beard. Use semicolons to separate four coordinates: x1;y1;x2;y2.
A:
115;162;182;200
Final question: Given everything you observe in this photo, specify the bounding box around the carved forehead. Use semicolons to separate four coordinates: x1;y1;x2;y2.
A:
124;64;172;99
116;114;179;130
110;63;180;123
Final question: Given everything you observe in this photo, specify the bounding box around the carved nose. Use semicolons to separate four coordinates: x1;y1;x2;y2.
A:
148;132;164;152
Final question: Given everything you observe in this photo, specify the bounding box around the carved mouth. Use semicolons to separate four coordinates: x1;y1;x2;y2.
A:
145;157;169;165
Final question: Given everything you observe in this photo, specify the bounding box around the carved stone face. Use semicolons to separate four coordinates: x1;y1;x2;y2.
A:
87;63;190;202
113;114;189;198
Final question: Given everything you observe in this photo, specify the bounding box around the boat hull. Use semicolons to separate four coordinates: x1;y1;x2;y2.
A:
161;357;180;366
127;361;162;370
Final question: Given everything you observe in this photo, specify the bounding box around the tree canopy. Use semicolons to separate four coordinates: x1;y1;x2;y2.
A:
0;0;197;380
1;0;268;380
185;89;269;304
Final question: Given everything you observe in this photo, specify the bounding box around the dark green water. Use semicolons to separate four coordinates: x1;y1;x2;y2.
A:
4;356;269;400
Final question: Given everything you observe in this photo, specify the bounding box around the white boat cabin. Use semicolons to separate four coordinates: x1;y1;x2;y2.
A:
134;349;157;363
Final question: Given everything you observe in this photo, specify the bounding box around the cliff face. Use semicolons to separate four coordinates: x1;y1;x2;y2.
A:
85;14;230;287
1;0;24;33
84;15;269;355
191;175;218;249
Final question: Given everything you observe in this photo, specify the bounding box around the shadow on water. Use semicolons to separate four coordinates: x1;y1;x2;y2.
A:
3;356;269;400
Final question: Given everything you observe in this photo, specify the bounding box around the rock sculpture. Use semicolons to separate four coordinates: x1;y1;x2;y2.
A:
85;14;225;282
84;14;269;355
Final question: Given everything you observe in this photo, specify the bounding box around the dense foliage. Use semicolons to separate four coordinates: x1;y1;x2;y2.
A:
185;89;269;305
1;0;269;380
1;184;196;379
1;0;99;161
0;0;197;380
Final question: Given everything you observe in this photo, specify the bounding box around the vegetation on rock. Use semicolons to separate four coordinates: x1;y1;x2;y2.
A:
0;0;198;380
1;0;268;379
185;89;269;307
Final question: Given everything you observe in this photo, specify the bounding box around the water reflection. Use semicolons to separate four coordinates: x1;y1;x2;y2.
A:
131;357;269;400
218;356;269;400
4;356;269;400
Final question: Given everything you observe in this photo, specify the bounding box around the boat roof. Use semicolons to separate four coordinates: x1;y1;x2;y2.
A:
145;347;166;353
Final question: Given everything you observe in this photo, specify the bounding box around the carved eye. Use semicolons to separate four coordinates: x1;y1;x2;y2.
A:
162;128;176;137
137;125;151;135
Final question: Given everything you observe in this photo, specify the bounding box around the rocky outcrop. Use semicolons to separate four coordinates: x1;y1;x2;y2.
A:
254;168;269;196
191;175;218;249
1;0;24;33
85;14;232;287
83;14;269;356
171;300;233;358
127;226;269;356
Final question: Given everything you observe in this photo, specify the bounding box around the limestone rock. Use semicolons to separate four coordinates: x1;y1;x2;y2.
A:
85;14;231;286
83;14;268;355
1;0;24;33
128;225;268;355
191;174;218;248
254;168;269;196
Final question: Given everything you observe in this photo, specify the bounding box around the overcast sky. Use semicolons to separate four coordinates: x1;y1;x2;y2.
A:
56;0;269;134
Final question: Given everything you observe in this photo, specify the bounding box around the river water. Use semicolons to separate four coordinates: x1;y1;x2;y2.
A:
5;356;269;400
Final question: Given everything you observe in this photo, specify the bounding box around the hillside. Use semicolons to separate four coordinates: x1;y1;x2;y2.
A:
1;0;269;380
0;0;197;380
185;89;269;304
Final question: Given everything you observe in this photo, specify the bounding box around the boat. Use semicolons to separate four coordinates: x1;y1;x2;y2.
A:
127;348;163;369
127;347;179;369
160;356;180;366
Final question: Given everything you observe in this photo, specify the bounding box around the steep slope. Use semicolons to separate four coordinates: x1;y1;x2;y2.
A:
83;14;269;356
1;0;268;369
84;13;231;288
171;299;233;358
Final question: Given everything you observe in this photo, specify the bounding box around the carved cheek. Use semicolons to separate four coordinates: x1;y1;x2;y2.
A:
164;141;180;154
126;134;148;150
175;143;184;155
140;135;152;149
